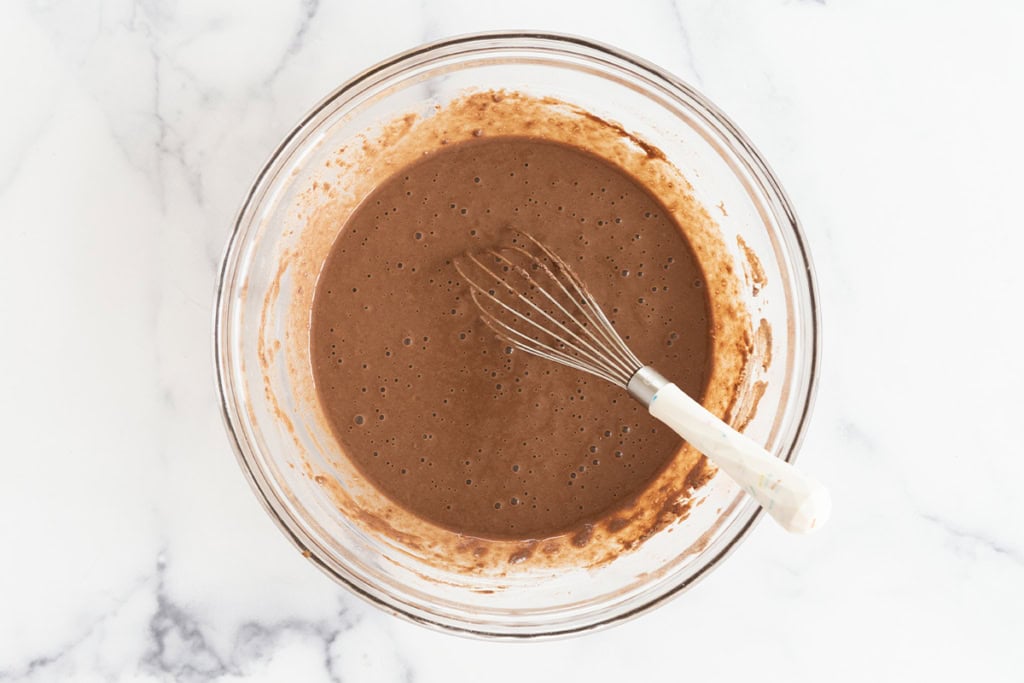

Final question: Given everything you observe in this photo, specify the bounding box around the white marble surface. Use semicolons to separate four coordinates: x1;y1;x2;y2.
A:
2;0;1022;680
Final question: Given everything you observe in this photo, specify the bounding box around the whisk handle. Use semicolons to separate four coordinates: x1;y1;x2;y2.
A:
649;383;831;534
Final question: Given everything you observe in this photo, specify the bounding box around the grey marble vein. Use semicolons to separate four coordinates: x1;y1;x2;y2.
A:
0;574;152;681
261;0;322;90
144;556;226;680
920;513;1024;568
420;0;442;43
0;553;372;682
0;107;55;197
668;0;703;86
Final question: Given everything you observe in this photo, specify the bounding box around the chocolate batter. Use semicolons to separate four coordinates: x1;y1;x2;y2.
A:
310;136;711;540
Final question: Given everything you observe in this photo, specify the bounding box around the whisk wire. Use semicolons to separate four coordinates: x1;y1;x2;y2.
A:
468;289;628;387
484;248;638;382
459;252;632;386
524;234;644;371
455;233;646;389
513;237;644;375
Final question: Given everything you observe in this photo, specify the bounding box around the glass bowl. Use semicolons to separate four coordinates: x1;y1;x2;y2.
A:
215;32;820;638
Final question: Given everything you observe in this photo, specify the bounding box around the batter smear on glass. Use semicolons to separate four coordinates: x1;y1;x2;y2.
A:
310;136;712;540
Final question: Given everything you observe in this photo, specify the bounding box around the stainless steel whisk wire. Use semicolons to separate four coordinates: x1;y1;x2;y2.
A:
455;233;644;388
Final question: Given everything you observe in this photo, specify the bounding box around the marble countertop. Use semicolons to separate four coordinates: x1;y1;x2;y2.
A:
2;1;1022;680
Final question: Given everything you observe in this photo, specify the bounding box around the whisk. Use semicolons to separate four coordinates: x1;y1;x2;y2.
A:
455;233;830;534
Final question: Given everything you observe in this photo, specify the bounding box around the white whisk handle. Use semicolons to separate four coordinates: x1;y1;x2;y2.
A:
649;383;830;534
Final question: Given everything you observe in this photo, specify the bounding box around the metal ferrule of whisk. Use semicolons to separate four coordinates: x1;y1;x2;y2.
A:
626;366;669;407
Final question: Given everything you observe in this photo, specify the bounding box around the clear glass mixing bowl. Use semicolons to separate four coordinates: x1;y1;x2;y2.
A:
215;32;820;638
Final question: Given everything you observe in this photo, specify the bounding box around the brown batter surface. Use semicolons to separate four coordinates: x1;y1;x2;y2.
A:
310;136;711;540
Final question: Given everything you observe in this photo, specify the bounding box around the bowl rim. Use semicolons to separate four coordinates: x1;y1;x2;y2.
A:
214;30;821;639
